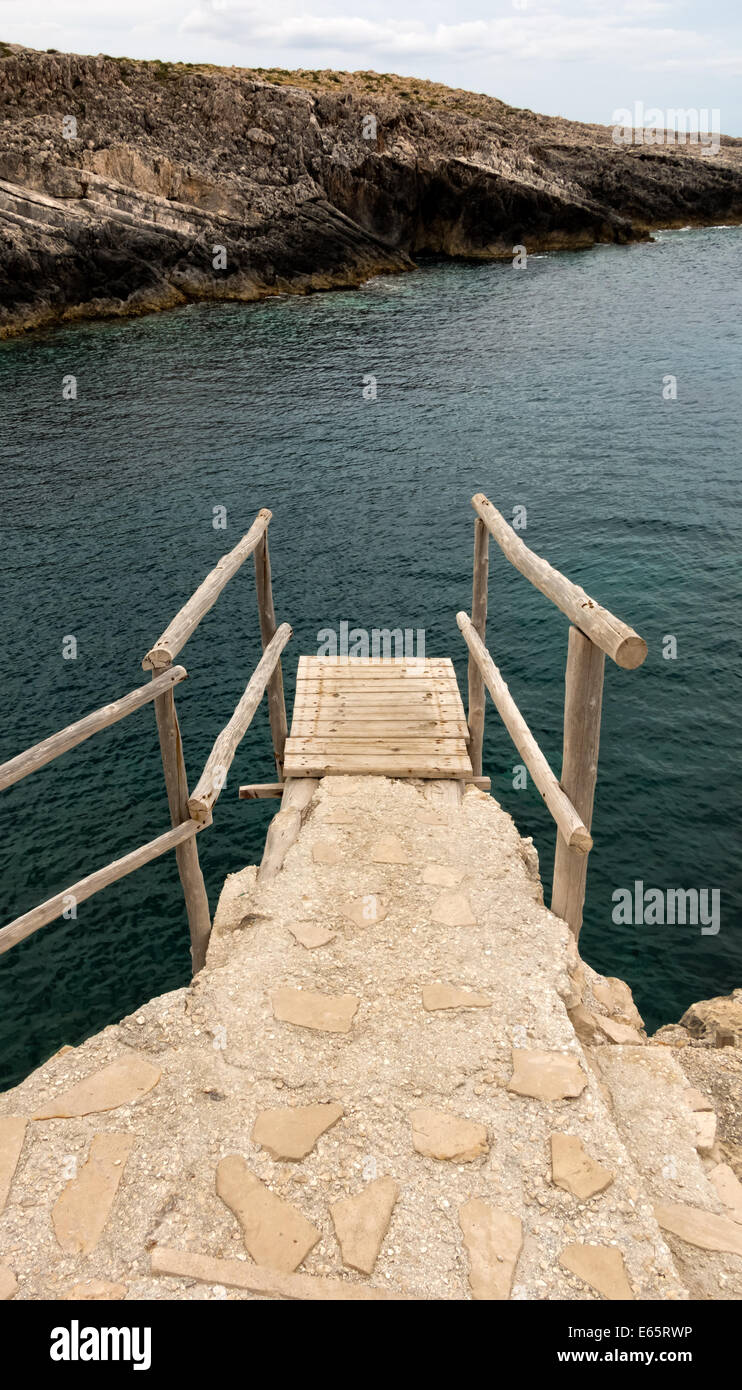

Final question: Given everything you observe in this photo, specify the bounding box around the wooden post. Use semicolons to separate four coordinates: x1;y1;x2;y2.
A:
254;531;288;779
153;686;212;974
467;517;489;776
551;626;605;937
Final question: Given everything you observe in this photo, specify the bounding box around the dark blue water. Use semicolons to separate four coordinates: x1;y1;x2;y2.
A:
1;227;740;1088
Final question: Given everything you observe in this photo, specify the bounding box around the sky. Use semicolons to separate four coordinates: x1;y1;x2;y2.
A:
2;0;741;133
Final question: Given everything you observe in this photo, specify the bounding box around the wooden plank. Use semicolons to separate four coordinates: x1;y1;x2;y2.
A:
296;681;459;695
289;719;469;737
471;493;647;669
254;531;288;778
188;623;292;822
457;611;592;852
551;626;605;938
143;508;272;670
0;665;188;793
238;783;285;799
285;737;468;753
299;663;453;678
296;692;465;706
0;819;203;957
283;753;473;777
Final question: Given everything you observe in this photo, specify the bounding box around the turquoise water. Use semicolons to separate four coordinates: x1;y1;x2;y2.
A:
1;227;740;1088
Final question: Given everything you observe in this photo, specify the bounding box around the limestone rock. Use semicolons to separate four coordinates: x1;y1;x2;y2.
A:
507;1049;587;1101
33;1055;161;1119
654;1202;742;1256
422;984;491;1011
216;1155;320;1271
62;1280;128;1300
679;989;742;1047
567;1004;601;1046
591;974;644;1030
0;1266;17;1300
287;922;336;950
271;987;359;1033
341;894;388;927
559;1243;633;1300
684;1087;713;1111
709;1164;742;1221
311;840;342;865
52;1132;134;1255
594;1016;644;1045
151;1245;410;1300
550;1133;614;1199
410;1107;488;1161
422;864;464;887
431;891;477;927
252;1102;344;1160
0;1117;26;1215
691;1110;717;1154
330;1177;399;1274
369;835;409;864
459;1199;523;1299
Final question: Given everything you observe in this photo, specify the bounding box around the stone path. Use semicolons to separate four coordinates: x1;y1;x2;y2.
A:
0;777;740;1300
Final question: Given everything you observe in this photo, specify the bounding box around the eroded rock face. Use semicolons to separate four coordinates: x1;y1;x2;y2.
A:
2;45;741;337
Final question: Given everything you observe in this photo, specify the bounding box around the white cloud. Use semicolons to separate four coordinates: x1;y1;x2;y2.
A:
179;1;742;73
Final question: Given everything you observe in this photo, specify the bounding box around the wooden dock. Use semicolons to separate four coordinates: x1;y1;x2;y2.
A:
283;656;473;779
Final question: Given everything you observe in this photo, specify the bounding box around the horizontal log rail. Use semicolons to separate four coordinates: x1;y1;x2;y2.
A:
457;612;592;853
0;666;187;793
0;817;207;957
471;493;647;670
188;623;293;823
143;508;272;671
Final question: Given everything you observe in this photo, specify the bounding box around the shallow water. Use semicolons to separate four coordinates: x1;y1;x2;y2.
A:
0;226;740;1087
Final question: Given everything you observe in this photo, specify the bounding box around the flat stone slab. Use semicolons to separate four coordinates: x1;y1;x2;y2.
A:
33;1055;161;1119
271;987;360;1034
422;864;464;887
341;894;388;927
330;1177;399;1274
0;1266;17;1300
595;1016;644;1045
216;1155;320;1272
252;1102;344;1160
311;840;343;865
0;1117;26;1215
709;1164;742;1221
507;1049;587;1101
422;984;491;1011
684;1087;713;1112
691;1110;717;1154
550;1133;614;1199
287;922;336;950
410;1107;488;1162
369;835;409;864
151;1246;415;1300
654;1202;742;1256
431;891;477;927
459;1199;523;1299
559;1243;634;1300
62;1280;128;1300
52;1132;134;1255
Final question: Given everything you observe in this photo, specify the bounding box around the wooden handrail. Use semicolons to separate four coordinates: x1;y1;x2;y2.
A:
471;494;647;669
457;612;592;852
0;665;187;793
0;818;207;957
254;528;288;778
188;623;293;823
142;508;272;670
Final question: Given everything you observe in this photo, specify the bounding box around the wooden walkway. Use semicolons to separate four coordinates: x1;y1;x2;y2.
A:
283;656;473;779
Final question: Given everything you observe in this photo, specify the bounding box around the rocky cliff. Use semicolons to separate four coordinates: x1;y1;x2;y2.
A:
1;43;742;337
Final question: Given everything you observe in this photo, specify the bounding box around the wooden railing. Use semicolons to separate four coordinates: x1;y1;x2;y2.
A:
0;507;290;973
459;493;647;939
